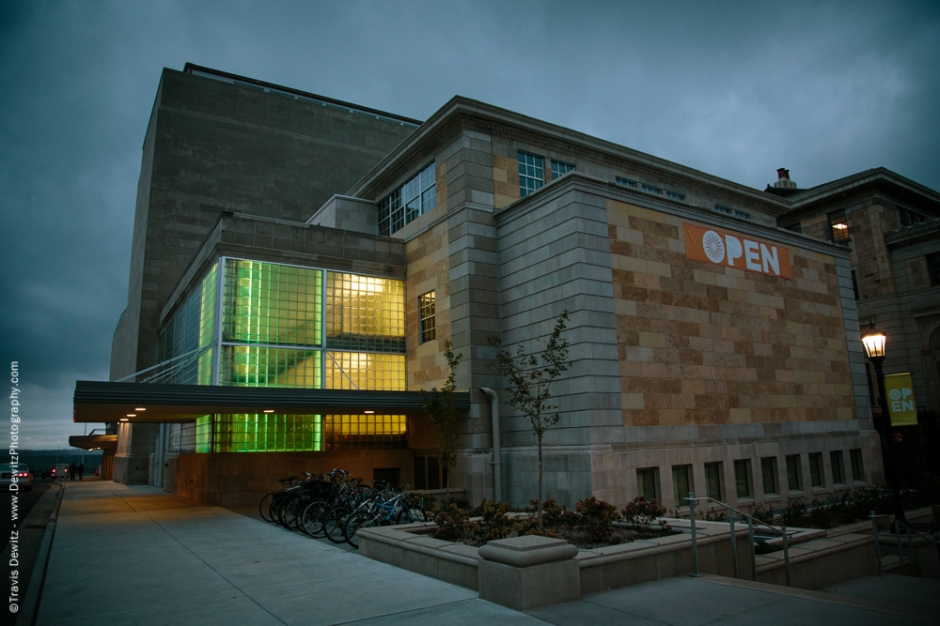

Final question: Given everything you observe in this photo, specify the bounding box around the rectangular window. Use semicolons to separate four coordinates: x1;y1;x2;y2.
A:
666;191;685;201
637;467;659;501
704;462;722;501
550;160;574;180
715;204;732;215
829;210;850;242
850;449;864;482
672;464;692;507
734;460;751;499
326;272;405;352
899;207;926;226
927;252;940;287
830;450;846;485
785;455;801;492
419;290;436;344
809;452;824;488
761;457;778;496
641;183;662;195
518;152;544;197
378;162;436;236
851;269;860;300
615;177;638;188
734;210;752;220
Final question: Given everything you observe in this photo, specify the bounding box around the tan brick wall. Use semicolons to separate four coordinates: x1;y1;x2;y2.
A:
608;199;855;428
493;154;519;209
405;219;452;390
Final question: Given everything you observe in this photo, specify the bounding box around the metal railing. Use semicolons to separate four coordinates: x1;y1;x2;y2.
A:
684;492;795;586
870;511;940;577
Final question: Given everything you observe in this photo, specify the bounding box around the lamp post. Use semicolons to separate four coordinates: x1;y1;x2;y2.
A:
861;330;906;525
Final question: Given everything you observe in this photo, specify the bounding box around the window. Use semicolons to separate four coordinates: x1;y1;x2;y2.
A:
734;460;751;499
672;464;692;507
616;177;638;188
899;207;926;226
761;457;778;496
419;291;436;344
637;467;659;501
809;452;824;488
715;204;733;215
518;152;544;197
830;450;846;485
851;270;860;300
928;253;940;287
785;455;801;491
378;162;436;236
550;160;574;180
641;183;662;195
734;210;752;220
705;462;722;501
828;210;850;242
850;449;864;482
666;191;685;201
414;455;448;490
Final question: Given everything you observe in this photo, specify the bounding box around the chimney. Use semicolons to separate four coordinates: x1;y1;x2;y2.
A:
773;168;797;189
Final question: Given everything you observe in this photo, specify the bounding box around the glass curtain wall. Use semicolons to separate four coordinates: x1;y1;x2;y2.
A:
159;257;407;453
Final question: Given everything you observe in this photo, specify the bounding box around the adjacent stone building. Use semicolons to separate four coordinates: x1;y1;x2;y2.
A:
75;65;940;512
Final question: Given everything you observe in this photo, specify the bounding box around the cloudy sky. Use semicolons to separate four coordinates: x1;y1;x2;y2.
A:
1;0;938;448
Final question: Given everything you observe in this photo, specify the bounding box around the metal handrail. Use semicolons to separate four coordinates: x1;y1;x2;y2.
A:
870;511;940;577
684;493;794;586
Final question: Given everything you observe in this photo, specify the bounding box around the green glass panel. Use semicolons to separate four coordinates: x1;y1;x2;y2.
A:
219;346;322;388
194;416;212;453
199;262;218;349
222;259;322;347
208;414;322;453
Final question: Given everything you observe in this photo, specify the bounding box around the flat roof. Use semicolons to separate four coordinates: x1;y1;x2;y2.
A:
73;381;470;424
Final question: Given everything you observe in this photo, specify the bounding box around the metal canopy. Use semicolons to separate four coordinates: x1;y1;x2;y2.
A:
73;381;470;424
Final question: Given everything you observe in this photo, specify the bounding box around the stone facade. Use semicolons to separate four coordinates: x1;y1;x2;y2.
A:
102;67;940;511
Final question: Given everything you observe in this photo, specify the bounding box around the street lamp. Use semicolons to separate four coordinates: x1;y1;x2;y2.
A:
861;329;906;525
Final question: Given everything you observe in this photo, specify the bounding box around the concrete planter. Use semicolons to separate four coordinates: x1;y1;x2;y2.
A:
358;518;752;608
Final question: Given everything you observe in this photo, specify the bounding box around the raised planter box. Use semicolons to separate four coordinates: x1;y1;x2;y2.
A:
358;518;753;603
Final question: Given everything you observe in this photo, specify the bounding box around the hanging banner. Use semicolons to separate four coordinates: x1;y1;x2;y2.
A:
885;372;918;426
684;223;792;279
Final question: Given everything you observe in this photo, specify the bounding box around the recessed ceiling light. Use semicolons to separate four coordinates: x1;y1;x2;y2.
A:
120;418;129;422
263;409;275;413
135;407;147;411
126;414;136;417
364;410;375;414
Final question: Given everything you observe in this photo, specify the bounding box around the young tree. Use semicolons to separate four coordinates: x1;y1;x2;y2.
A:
422;341;464;493
489;311;570;530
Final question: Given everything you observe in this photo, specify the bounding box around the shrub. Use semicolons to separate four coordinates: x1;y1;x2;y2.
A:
780;498;806;527
622;496;666;531
750;503;776;526
431;503;470;541
575;497;620;542
469;500;520;542
806;498;835;528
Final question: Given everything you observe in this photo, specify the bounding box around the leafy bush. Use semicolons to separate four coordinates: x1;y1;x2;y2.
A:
807;498;835;528
469;500;520;542
431;503;470;541
622;496;666;531
780;498;806;527
575;497;620;542
751;503;776;526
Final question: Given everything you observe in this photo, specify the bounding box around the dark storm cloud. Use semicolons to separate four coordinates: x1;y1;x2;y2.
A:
0;0;938;447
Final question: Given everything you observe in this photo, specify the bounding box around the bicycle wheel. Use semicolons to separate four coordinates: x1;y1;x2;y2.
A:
323;506;351;543
300;500;328;537
344;511;380;549
279;495;301;529
394;505;425;525
259;492;276;522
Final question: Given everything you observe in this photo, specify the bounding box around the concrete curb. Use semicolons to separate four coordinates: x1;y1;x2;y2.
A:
17;484;65;626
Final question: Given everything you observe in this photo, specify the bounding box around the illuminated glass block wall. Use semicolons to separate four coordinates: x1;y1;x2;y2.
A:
157;262;218;385
160;257;407;453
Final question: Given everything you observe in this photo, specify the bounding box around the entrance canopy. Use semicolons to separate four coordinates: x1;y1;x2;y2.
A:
73;381;470;424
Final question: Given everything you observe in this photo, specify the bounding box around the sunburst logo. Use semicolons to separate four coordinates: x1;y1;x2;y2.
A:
702;230;725;263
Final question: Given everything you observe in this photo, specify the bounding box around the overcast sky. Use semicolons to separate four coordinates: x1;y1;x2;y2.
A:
1;0;938;449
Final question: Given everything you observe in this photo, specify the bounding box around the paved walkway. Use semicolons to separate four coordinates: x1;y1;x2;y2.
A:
31;482;940;625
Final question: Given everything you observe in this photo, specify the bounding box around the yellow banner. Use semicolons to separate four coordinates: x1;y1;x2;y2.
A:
885;372;918;426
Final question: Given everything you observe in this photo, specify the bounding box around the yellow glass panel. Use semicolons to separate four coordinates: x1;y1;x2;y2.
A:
325;352;405;390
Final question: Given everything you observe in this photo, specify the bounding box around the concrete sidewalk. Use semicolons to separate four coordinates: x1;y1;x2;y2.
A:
32;482;940;625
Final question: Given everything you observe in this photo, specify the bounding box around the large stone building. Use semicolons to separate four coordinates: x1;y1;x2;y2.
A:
73;65;940;512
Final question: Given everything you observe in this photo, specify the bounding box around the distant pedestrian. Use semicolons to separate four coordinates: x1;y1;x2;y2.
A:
70;462;77;481
78;462;85;480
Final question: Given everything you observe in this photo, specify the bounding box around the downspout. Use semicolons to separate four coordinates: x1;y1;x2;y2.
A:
479;388;502;503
